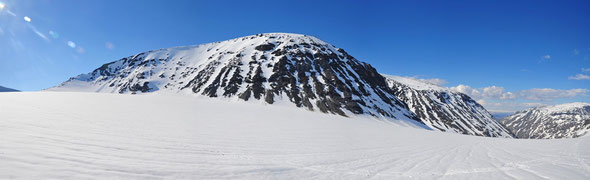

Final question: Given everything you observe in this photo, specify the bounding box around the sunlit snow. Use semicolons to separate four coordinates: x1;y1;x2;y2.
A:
1;92;588;179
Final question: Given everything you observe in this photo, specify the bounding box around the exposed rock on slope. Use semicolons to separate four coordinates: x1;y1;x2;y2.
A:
501;102;590;139
51;33;417;121
384;75;513;137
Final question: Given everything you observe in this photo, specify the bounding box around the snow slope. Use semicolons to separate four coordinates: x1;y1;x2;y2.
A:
1;92;589;179
384;75;513;137
501;102;590;139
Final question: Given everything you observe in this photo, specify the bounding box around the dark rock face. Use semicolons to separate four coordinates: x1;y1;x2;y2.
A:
0;86;19;92
501;103;590;139
254;43;276;51
384;75;513;137
51;33;418;122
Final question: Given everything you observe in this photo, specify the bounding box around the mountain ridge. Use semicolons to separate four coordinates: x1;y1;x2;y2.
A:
501;102;590;139
384;75;513;137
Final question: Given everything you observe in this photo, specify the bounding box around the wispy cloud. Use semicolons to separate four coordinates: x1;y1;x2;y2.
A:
401;76;448;86
520;69;531;72
451;85;588;101
476;100;548;113
450;85;517;100
105;42;115;50
451;84;588;112
421;78;447;86
573;48;580;55
582;68;590;72
517;88;588;101
542;54;551;60
568;74;590;80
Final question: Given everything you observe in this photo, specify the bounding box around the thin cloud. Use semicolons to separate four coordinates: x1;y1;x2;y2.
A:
582;68;590;72
568;74;590;80
450;85;516;100
450;85;588;101
105;42;115;50
477;100;548;113
402;76;448;86
421;78;447;86
517;88;588;101
573;48;580;55
542;54;551;60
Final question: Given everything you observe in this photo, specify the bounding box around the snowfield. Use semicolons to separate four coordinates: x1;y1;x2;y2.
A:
1;92;589;179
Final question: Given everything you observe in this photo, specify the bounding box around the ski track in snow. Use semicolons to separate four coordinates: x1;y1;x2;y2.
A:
0;92;588;179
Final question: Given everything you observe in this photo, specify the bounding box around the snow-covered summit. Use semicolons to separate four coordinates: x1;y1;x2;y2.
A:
49;33;517;137
50;33;418;122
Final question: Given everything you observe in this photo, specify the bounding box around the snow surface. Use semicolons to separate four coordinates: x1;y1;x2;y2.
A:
1;92;589;179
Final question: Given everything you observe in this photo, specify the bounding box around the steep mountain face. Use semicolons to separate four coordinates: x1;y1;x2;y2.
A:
384;75;513;137
0;86;19;92
51;33;418;121
501;102;590;139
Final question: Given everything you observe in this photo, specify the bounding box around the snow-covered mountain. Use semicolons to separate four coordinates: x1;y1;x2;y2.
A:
0;86;19;92
50;33;515;137
501;102;590;139
50;33;418;121
384;75;513;137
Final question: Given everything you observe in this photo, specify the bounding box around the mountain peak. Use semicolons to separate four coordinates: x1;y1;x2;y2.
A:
49;33;514;137
50;33;417;122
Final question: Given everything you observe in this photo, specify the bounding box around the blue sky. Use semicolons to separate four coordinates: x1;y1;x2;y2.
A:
0;0;589;112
